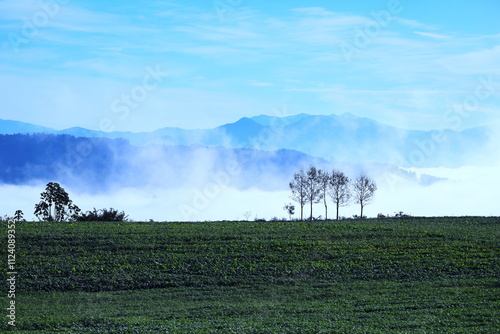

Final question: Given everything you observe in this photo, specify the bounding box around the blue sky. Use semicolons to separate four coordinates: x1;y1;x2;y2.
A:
1;0;499;132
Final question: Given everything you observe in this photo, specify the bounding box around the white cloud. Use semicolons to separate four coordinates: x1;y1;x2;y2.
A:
439;45;500;75
394;17;437;30
414;31;450;39
248;81;274;87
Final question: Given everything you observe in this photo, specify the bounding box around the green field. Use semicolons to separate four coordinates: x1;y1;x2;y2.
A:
2;217;500;333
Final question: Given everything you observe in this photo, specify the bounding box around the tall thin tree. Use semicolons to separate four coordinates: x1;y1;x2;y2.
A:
289;168;307;220
352;174;377;218
304;166;322;220
317;169;330;220
329;170;350;220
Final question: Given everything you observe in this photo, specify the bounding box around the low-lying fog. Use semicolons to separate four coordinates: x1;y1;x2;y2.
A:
3;165;498;222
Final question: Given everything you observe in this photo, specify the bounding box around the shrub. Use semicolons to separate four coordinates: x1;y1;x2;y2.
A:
394;211;411;218
0;214;11;221
77;208;128;222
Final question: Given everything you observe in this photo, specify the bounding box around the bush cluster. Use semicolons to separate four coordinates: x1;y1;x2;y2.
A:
77;208;128;222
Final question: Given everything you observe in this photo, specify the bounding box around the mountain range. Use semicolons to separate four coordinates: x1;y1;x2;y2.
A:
0;113;493;168
2;132;431;193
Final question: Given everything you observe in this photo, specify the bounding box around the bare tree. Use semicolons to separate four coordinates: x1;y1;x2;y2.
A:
289;168;307;220
329;170;350;220
352;174;377;218
304;166;323;220
242;211;252;221
317;169;330;220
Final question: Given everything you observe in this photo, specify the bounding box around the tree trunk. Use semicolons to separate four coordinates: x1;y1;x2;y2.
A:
50;203;56;221
360;204;364;218
310;200;313;221
323;195;328;220
336;202;340;220
300;205;304;220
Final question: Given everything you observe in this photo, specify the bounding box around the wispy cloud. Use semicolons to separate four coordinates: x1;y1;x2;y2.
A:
414;31;450;39
248;81;274;87
438;45;500;75
394;17;438;30
1;1;499;131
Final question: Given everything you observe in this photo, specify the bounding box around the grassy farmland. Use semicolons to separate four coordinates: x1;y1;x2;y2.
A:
2;217;500;333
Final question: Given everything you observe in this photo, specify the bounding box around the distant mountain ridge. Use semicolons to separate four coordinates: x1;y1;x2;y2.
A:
0;119;57;134
0;113;492;167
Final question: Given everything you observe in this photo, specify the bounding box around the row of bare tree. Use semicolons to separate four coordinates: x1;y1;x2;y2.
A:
289;166;377;220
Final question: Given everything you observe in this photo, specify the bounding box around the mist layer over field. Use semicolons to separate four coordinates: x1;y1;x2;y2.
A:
2;163;498;221
1;118;498;221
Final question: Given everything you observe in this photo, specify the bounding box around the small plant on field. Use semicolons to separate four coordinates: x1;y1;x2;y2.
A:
34;182;81;222
14;210;24;221
242;211;252;221
394;211;411;218
283;203;295;220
